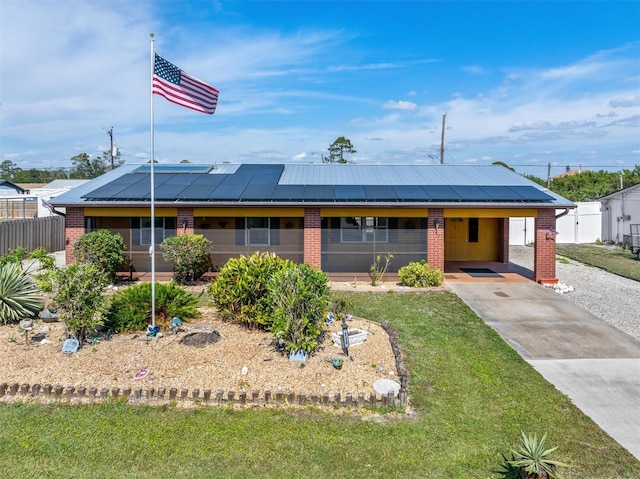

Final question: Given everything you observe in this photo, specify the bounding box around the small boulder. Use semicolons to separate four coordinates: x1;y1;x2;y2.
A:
180;330;221;347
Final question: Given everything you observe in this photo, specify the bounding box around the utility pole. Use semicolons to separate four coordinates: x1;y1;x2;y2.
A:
106;126;114;170
440;113;447;164
547;162;551;188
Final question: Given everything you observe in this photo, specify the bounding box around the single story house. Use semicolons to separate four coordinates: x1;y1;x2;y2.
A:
599;183;640;245
50;163;575;283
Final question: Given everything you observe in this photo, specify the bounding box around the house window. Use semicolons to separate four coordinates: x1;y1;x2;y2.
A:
340;217;388;243
132;217;176;245
85;217;97;233
247;217;270;245
469;218;479;243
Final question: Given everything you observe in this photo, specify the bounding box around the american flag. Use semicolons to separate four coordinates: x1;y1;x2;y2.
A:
153;54;219;115
41;198;54;212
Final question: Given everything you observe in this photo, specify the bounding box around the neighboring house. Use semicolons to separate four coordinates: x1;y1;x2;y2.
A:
0;180;28;195
30;179;90;217
51;163;575;283
0;180;33;219
0;179;89;219
599;183;640;245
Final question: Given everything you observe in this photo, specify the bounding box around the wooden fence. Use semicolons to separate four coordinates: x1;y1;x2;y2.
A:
0;216;65;256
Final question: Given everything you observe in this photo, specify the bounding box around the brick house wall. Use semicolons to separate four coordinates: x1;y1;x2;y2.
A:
64;207;85;265
303;208;321;269
427;208;444;270
534;208;557;283
177;207;194;235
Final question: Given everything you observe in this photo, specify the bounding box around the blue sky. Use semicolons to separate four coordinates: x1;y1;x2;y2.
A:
1;0;639;178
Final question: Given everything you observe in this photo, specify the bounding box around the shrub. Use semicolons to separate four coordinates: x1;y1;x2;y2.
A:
268;264;330;353
210;252;293;328
0;247;56;292
73;229;126;282
398;260;444;287
370;253;393;286
50;263;108;344
104;282;200;333
0;262;44;325
499;432;568;479
160;234;212;284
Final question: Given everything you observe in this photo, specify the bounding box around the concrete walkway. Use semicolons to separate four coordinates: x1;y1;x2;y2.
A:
447;281;640;461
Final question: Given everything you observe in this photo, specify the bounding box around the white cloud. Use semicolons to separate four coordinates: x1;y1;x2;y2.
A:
383;100;417;111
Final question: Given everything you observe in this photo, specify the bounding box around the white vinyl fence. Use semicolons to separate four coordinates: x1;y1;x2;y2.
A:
510;202;602;245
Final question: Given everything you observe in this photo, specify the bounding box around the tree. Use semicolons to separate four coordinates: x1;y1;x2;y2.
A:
0;160;19;180
550;167;640;201
51;263;108;345
323;136;357;164
69;153;108;179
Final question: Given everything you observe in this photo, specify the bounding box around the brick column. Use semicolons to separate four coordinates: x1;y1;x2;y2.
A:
499;217;510;264
303;208;321;270
177;207;194;235
534;209;557;284
65;207;85;265
427;208;445;272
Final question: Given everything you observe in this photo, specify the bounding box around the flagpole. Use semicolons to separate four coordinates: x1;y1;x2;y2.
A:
150;33;156;329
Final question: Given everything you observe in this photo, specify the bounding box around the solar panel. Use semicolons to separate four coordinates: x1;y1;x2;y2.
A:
477;186;526;201
155;175;199;200
450;185;492;201
82;173;144;199
363;186;397;200
179;185;218;200
334;185;366;200
393;185;428;201
272;185;305;200
191;174;226;186
208;183;248;199
422;185;462;201
304;185;335;200
240;184;276;200
511;186;554;201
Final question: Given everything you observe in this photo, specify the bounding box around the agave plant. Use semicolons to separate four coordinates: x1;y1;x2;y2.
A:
508;432;568;479
0;262;44;325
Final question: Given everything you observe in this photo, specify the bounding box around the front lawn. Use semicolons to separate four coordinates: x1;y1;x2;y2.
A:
557;243;640;281
1;291;638;478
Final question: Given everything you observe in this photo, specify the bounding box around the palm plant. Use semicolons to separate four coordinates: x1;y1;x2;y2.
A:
507;432;568;479
0;262;44;325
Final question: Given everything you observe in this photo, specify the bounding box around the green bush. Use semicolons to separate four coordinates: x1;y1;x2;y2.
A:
0;262;44;325
268;264;330;353
51;263;108;344
73;229;126;282
104;282;200;333
160;234;212;284
398;260;444;287
210;252;293;328
0;247;56;292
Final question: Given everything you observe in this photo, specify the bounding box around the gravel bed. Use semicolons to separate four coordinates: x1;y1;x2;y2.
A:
509;246;640;341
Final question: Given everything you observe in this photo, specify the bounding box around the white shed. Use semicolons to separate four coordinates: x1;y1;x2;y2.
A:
599;183;640;245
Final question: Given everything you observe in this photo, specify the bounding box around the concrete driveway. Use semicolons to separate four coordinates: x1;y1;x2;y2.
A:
447;281;640;460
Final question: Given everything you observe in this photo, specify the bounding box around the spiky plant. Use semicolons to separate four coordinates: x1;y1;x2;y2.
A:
509;432;568;479
0;262;44;325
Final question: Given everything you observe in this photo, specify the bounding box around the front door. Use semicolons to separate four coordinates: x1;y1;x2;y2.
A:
445;217;468;260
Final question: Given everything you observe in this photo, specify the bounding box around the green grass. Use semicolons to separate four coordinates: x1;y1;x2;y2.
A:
557;244;640;281
1;292;638;478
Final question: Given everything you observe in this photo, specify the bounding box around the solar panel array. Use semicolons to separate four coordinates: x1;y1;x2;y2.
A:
83;163;555;203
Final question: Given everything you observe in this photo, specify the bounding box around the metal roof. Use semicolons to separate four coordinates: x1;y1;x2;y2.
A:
51;163;574;208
